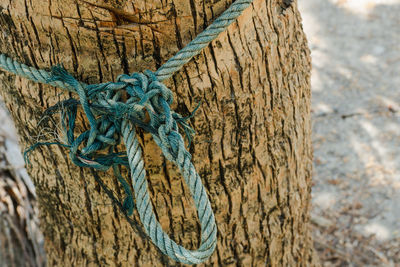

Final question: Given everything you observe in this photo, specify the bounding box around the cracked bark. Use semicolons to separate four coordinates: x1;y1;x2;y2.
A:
0;0;319;266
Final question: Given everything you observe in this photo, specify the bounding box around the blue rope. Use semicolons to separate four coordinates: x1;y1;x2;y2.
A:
0;0;253;264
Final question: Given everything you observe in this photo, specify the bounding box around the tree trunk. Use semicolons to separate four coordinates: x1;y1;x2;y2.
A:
0;0;318;266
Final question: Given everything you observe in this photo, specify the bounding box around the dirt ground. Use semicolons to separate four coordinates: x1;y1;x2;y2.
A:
298;0;400;265
0;0;399;266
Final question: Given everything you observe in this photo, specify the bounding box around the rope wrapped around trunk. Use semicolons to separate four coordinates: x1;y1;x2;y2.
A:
0;0;254;264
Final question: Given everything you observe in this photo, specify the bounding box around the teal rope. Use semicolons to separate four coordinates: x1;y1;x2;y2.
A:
0;0;253;264
156;0;253;81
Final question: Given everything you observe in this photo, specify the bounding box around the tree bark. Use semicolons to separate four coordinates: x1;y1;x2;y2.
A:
0;0;318;266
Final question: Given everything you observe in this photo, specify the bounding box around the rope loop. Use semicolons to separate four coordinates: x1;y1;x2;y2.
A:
44;67;217;264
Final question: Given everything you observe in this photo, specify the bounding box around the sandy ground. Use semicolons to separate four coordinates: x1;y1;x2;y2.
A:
299;0;400;265
0;0;399;266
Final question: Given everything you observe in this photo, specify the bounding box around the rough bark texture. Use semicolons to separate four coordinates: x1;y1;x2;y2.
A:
0;0;317;266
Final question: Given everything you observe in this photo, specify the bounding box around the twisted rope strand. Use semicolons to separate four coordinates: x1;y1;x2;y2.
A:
122;120;217;264
0;0;254;264
156;0;253;81
0;54;75;91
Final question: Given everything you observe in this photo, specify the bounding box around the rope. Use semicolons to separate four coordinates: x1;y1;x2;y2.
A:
156;0;253;81
0;0;253;264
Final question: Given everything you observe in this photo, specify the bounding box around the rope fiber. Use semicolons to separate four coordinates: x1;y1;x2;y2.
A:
0;0;253;264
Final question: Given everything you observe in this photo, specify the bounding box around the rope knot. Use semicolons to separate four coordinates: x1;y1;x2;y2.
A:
115;70;197;158
34;66;197;172
117;70;173;115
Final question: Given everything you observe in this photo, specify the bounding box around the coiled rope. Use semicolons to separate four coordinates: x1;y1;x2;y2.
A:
0;0;253;264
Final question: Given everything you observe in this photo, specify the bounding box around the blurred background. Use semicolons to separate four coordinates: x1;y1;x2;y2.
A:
300;0;400;265
0;0;399;266
0;102;45;267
